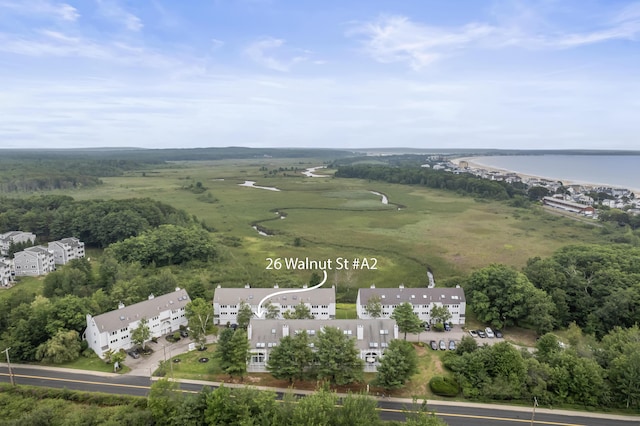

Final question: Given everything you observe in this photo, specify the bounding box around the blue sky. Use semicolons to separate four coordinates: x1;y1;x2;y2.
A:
1;0;639;150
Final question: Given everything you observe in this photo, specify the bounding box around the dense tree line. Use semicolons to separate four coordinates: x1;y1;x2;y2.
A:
105;224;217;266
335;164;516;200
0;195;199;246
523;244;640;337
444;326;640;409
147;380;445;426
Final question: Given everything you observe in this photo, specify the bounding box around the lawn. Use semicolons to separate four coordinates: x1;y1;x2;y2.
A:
56;353;130;374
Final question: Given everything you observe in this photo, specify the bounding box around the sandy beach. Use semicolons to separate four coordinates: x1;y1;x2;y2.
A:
451;157;640;195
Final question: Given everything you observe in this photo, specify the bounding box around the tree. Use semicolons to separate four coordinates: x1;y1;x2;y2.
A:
225;329;250;380
455;335;478;355
214;328;235;372
466;264;554;331
335;392;381;426
391;302;422;340
131;317;151;350
365;294;383;318
290;386;338;426
429;305;451;325
267;331;314;383
236;300;253;328
374;339;418;390
609;344;640;408
283;302;314;319
148;378;181;425
35;329;81;364
111;350;126;372
185;298;212;350
264;301;280;319
316;326;364;385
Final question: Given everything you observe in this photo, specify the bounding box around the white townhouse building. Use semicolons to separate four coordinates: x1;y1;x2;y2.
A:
48;237;85;265
83;288;191;359
213;285;336;325
356;285;467;325
13;246;55;277
0;257;13;286
247;318;399;373
0;231;36;256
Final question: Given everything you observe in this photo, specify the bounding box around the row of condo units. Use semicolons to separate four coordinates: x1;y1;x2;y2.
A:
0;231;85;283
214;283;465;372
213;283;466;325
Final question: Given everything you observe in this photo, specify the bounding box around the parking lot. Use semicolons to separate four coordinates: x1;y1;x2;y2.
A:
408;325;506;350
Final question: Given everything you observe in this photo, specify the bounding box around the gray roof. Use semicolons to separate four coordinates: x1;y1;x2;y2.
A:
359;286;465;305
214;286;335;305
52;237;83;247
23;246;53;255
248;318;397;351
91;288;191;332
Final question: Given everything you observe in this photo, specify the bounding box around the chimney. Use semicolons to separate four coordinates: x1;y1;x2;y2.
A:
282;324;289;338
357;324;364;340
245;283;250;288
274;284;279;288
399;284;404;289
370;283;375;288
175;287;180;291
303;284;308;289
118;302;125;309
393;324;399;339
148;294;155;300
247;323;252;340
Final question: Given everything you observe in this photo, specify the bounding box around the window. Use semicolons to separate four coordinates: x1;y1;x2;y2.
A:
256;342;266;348
369;342;379;348
379;329;389;335
251;353;265;364
343;330;352;335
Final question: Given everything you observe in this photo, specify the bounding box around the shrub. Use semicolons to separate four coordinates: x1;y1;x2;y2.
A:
429;376;459;397
433;323;445;332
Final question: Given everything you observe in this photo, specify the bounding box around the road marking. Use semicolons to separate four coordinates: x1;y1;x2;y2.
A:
0;372;586;425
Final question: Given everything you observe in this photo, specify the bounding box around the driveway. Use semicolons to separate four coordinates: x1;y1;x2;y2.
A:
124;334;217;377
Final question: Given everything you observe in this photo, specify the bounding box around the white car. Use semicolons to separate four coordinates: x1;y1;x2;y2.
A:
469;330;478;338
485;327;495;338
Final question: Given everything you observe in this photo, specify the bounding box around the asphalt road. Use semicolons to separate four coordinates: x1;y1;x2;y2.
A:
2;365;639;426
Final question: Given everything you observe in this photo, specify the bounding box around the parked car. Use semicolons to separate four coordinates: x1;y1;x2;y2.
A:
485;327;495;338
180;329;189;338
127;350;140;359
477;329;487;338
494;329;503;338
468;330;478;338
424;323;431;331
439;340;446;350
444;322;451;331
430;340;438;350
448;340;456;350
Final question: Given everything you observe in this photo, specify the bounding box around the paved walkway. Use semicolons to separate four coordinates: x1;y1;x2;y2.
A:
125;335;217;377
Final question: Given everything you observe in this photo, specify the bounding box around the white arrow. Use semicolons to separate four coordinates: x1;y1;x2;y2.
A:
256;269;328;318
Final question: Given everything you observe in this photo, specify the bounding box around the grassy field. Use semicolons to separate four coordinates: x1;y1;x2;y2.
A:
46;158;607;299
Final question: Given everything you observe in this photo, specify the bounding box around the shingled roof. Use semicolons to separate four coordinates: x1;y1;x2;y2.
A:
91;288;191;332
359;286;465;305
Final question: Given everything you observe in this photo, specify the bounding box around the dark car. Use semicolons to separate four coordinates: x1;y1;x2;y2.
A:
180;329;189;338
127;350;140;359
477;329;487;338
444;322;451;331
430;340;437;350
494;329;503;338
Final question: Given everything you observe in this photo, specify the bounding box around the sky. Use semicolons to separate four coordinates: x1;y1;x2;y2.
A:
1;0;639;150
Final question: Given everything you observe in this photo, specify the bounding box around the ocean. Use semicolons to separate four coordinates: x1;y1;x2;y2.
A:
469;155;640;193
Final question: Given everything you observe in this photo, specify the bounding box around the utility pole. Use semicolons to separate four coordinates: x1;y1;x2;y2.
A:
530;396;538;425
3;347;15;386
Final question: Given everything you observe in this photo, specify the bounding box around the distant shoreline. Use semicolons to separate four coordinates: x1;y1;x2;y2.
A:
451;156;640;195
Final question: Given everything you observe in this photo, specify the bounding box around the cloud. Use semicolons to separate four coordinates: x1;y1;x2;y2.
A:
211;38;224;50
97;0;143;32
351;5;640;69
244;37;308;72
0;0;79;21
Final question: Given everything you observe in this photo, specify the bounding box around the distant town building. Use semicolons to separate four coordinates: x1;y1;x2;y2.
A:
0;231;36;256
13;246;55;277
542;196;595;216
0;257;13;286
356;285;466;325
213;285;336;325
247;318;398;372
83;288;191;359
48;237;85;265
